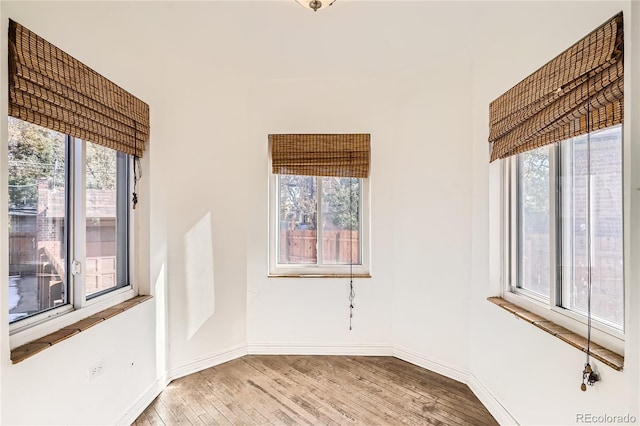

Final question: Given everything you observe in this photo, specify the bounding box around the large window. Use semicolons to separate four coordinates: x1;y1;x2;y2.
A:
509;125;624;334
8;117;130;327
270;174;369;276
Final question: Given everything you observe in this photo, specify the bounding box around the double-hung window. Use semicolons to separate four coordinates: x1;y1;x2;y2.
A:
269;134;370;276
8;118;131;328
489;13;625;350
7;19;149;336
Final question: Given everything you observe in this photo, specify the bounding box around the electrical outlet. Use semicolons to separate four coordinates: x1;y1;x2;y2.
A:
87;359;105;382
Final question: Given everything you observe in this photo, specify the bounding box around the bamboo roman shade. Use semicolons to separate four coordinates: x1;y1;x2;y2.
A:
8;19;149;157
488;12;623;161
269;134;370;178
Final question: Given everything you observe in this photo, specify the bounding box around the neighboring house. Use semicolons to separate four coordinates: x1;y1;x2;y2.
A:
8;181;117;315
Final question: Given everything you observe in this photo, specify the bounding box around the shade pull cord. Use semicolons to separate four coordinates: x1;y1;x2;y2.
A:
349;277;355;331
132;155;141;209
581;78;599;391
132;131;142;209
348;173;355;331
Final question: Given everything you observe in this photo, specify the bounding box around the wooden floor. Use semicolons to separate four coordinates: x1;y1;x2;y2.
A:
133;355;498;425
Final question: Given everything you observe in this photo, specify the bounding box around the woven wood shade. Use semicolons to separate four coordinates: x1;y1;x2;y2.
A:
269;134;370;178
8;19;149;157
488;13;623;161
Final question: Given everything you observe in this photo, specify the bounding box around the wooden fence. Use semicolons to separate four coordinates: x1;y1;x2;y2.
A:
279;230;359;264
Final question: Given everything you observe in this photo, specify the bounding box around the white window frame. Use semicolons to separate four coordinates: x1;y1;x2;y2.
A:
9;132;137;347
502;128;625;355
268;174;370;277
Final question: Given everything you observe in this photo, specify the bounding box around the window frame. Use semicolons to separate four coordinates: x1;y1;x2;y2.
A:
8;129;137;345
268;173;370;277
502;127;625;354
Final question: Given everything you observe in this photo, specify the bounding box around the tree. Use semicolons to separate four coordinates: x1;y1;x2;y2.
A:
278;175;360;231
8;117;65;209
279;175;317;229
521;147;550;234
86;142;116;190
323;177;359;231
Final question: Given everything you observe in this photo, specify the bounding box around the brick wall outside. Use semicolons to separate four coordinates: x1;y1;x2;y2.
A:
523;131;623;326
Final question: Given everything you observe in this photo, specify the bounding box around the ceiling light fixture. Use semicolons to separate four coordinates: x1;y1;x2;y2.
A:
296;0;336;12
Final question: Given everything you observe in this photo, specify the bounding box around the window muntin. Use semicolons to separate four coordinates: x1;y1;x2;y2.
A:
272;174;367;275
511;125;624;332
8;117;131;326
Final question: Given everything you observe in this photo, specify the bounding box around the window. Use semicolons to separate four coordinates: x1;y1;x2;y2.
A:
272;175;368;274
488;14;625;353
268;133;370;276
6;19;149;339
508;125;624;335
8;117;131;328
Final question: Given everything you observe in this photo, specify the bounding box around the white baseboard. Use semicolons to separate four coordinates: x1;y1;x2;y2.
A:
168;344;248;381
117;378;168;426
121;343;517;426
393;346;517;425
247;342;393;356
393;346;469;383
118;344;247;425
467;372;518;426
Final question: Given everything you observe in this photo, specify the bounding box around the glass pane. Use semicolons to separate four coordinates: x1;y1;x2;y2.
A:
561;126;623;328
8;117;67;323
85;142;120;296
278;175;317;264
518;147;551;298
321;177;360;265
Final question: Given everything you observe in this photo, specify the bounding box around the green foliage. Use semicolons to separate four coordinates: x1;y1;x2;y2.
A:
8;118;118;209
280;175;317;229
278;175;361;231
86;143;116;190
521;147;550;234
323;177;360;231
8;117;65;208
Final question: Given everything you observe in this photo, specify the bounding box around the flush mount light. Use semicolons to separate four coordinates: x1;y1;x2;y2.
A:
295;0;336;12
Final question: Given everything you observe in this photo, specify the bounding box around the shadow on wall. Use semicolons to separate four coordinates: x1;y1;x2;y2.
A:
184;212;216;340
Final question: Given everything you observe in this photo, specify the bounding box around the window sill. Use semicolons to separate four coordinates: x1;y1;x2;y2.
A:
268;274;371;279
10;295;152;364
487;297;624;371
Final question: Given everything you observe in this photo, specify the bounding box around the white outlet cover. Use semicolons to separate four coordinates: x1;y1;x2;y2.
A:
86;359;105;382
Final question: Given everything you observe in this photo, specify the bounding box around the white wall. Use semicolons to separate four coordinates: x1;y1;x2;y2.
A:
162;75;249;372
245;77;397;351
0;2;163;424
0;1;638;425
391;58;473;372
469;2;639;424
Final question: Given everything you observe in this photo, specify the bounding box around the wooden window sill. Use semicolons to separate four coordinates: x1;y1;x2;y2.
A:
10;295;152;364
487;297;624;371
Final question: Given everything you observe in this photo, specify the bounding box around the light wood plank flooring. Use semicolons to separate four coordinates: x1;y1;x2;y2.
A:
133;355;498;425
